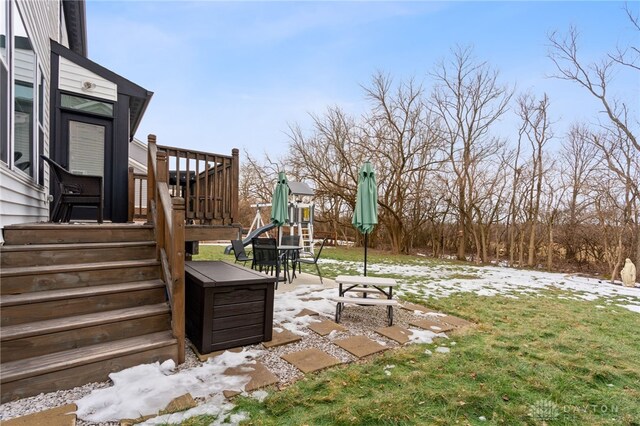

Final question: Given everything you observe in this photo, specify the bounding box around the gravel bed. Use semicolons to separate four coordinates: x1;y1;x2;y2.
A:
0;293;448;424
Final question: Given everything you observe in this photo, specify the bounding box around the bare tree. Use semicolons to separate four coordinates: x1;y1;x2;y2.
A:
430;45;512;260
548;11;639;193
516;93;554;266
558;124;599;262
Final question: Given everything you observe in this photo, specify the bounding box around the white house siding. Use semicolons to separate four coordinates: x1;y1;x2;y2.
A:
129;138;148;211
1;1;62;241
59;56;118;101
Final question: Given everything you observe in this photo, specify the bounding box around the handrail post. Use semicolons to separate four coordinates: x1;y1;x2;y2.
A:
156;151;168;260
127;166;134;222
231;148;239;224
171;197;186;363
147;135;157;224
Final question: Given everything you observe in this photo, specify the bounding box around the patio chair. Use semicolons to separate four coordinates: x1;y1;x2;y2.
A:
293;237;327;284
41;155;103;223
281;234;301;272
251;237;287;287
231;239;253;266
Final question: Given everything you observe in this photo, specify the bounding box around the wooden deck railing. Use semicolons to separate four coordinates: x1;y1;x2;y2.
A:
128;167;148;220
146;134;186;363
128;144;239;225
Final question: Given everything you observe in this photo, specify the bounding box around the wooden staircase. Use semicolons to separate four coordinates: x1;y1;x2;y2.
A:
0;223;179;403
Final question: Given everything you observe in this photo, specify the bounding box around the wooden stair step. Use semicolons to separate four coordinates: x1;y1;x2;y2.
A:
0;259;160;278
0;241;156;268
1;260;161;295
1;304;172;363
1;279;165;307
1;330;176;382
1;303;171;342
0;331;178;403
2;223;154;245
1;280;167;326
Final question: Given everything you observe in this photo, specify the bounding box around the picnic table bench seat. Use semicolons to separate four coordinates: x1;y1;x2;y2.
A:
333;275;399;326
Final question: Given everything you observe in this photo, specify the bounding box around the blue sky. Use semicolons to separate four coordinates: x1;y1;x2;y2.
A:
85;1;638;159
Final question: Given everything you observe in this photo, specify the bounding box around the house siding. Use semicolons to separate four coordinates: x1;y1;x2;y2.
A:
1;1;62;241
59;56;118;101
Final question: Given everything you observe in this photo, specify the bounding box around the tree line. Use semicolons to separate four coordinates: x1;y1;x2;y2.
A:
240;7;639;281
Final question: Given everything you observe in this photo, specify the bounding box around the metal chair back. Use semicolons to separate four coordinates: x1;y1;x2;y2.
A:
40;155;103;223
230;240;252;264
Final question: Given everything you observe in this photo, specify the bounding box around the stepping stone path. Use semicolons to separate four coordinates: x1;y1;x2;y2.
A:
334;336;388;358
189;344;243;362
295;308;320;317
223;362;279;398
375;325;413;344
3;300;476;425
262;329;302;348
409;318;455;333
401;302;441;314
440;315;474;328
307;318;347;336
281;348;342;373
2;404;76;426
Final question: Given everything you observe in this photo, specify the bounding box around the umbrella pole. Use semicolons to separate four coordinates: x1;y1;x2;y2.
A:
364;233;368;277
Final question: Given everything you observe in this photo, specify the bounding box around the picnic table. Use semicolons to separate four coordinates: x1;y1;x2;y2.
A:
333;275;399;326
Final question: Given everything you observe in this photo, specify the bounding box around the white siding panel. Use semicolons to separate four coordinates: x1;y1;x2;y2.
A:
0;166;49;240
59;57;118;101
1;1;58;236
14;49;35;84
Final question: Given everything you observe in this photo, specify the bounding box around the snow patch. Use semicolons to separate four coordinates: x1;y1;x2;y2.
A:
76;349;262;423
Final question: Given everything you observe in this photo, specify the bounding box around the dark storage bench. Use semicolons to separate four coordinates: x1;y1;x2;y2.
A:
185;261;277;354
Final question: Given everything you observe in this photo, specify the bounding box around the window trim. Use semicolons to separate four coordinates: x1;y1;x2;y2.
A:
9;1;40;184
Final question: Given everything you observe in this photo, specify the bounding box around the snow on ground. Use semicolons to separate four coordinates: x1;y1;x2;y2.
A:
8;257;638;425
73;285;375;424
319;258;640;313
75;349;262;423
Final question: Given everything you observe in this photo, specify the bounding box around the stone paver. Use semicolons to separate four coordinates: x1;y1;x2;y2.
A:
189;343;243;362
409;318;455;333
440;315;474;328
333;335;388;358
295;308;320;317
281;348;342;373
3;404;76;426
162;393;197;414
262;329;302;348
307;318;347;336
375;325;413;344
224;361;279;391
300;297;323;302
401;302;440;314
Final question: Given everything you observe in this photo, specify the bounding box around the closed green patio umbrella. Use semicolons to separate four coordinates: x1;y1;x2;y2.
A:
271;171;289;242
352;161;378;276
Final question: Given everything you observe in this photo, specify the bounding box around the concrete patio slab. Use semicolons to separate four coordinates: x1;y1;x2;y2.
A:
262;328;302;348
281;348;342;373
295;308;320;317
307;318;347;336
375;325;413;344
409;318;455;333
276;272;338;294
333;335;388;358
2;404;76;426
224;361;279;392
